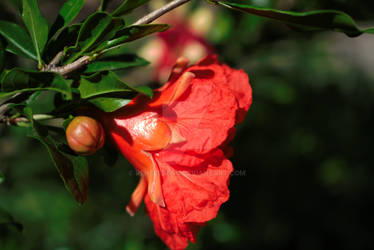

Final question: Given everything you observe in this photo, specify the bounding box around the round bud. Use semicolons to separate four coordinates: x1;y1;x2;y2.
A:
66;116;105;155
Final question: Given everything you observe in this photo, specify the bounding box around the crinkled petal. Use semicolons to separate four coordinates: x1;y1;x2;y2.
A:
160;62;238;155
222;64;252;123
144;150;233;249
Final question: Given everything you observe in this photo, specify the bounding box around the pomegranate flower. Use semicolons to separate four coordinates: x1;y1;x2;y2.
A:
98;55;252;249
141;17;213;83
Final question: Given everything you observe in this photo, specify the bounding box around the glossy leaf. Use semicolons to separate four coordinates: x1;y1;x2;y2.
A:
112;0;150;16
22;0;49;65
89;97;131;112
79;71;152;99
92;17;126;52
79;71;133;98
49;0;85;38
84;54;149;73
0;39;4;73
100;24;170;51
67;12;112;62
0;69;72;99
209;1;374;37
0;21;37;60
24;107;89;204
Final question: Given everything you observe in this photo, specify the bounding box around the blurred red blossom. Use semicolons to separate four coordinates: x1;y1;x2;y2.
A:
97;55;252;249
140;7;214;83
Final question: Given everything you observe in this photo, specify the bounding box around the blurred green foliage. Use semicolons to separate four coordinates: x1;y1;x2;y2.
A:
1;0;374;249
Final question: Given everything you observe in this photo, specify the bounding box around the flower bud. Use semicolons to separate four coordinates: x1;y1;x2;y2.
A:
66;116;105;155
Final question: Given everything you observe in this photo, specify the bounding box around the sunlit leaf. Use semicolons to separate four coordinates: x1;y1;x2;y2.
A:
79;70;152;98
22;0;49;66
0;21;37;60
89;96;131;112
0;69;72;99
79;71;133;98
112;0;150;16
209;0;374;37
84;54;149;73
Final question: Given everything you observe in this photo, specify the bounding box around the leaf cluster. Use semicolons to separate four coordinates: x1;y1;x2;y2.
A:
0;0;166;204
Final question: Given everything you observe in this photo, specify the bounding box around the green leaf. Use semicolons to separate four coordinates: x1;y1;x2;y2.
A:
79;71;133;98
67;12;113;63
100;24;170;51
0;39;4;73
89;97;131;112
79;71;152;98
0;20;38;60
0;68;72;99
24;108;89;204
84;54;149;73
43;24;81;62
91;17;126;52
49;0;85;39
22;0;49;66
112;0;150;16
210;0;374;37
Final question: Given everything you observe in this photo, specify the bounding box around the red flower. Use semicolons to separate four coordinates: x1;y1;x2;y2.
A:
141;18;213;83
99;55;252;249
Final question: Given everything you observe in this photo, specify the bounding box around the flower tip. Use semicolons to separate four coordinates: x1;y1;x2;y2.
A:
168;72;195;103
168;57;190;81
150;194;166;208
126;206;136;217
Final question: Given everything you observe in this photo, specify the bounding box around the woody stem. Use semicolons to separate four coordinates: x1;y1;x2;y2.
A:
42;0;192;77
133;0;192;25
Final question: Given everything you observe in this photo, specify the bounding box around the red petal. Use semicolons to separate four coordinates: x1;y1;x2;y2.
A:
145;150;233;249
161;62;238;155
222;65;252;123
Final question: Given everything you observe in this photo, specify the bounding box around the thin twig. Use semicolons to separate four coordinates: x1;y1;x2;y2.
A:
133;0;192;25
47;55;91;77
47;51;64;69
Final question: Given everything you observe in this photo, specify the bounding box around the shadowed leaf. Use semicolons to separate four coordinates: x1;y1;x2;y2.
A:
84;54;149;73
49;0;85;39
24;107;89;204
209;0;374;37
112;0;150;16
0;69;72;99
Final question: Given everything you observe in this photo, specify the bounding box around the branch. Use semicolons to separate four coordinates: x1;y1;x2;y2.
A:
43;0;192;77
133;0;192;25
46;55;91;77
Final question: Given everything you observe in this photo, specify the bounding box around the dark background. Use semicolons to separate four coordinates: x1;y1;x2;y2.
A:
1;0;374;249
